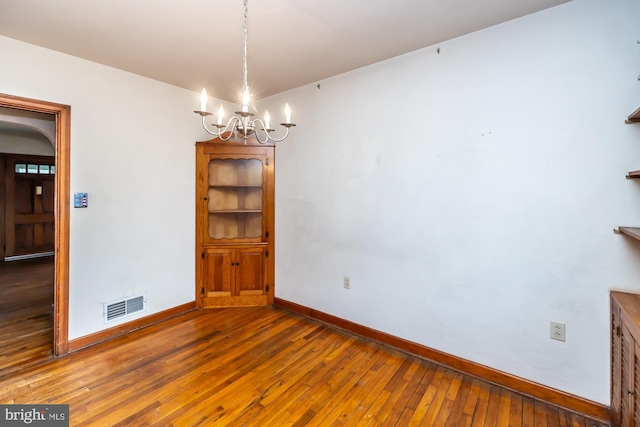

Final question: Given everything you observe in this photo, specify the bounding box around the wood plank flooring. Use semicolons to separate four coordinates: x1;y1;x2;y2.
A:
0;260;608;426
0;257;53;378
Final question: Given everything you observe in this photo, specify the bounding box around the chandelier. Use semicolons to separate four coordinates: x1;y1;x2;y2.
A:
194;0;296;144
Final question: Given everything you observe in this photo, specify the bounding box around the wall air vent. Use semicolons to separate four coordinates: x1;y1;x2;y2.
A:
103;294;146;323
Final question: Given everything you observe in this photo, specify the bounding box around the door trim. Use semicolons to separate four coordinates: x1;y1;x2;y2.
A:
0;93;70;356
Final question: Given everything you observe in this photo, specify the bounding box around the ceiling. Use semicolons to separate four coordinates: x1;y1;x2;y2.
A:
0;0;571;103
0;117;50;143
0;120;48;140
0;107;54;143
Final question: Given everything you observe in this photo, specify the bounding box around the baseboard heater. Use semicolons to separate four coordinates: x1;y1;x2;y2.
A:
104;294;146;323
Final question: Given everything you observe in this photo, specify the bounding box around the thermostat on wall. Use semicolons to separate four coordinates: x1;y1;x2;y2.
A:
74;193;88;208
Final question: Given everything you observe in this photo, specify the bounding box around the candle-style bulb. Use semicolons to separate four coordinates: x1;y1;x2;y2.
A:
264;111;271;129
242;87;250;112
217;105;224;125
284;103;291;124
200;89;208;112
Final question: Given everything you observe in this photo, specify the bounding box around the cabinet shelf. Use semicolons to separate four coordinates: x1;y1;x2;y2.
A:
626;106;640;123
209;184;262;188
209;209;262;213
618;226;640;241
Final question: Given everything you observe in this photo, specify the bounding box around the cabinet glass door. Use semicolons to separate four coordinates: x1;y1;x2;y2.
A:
206;157;265;241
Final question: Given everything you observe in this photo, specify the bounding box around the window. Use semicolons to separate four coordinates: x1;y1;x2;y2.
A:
14;163;55;175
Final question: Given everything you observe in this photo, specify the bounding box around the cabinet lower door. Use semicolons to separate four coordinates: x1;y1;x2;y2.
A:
202;246;267;308
236;247;266;296
612;301;622;427
634;340;640;427
621;324;636;427
203;248;234;298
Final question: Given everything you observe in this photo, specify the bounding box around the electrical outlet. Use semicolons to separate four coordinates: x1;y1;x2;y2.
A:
343;276;351;290
550;321;566;342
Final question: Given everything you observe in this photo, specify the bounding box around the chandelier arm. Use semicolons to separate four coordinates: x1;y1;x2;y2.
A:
252;118;268;132
220;117;242;141
266;126;290;143
253;119;290;143
201;115;224;137
252;119;270;144
201;115;240;141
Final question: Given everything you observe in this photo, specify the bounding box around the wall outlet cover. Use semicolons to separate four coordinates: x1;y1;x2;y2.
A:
550;321;566;342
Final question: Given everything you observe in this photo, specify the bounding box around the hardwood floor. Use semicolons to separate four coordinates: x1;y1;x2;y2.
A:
0;282;608;427
0;257;53;378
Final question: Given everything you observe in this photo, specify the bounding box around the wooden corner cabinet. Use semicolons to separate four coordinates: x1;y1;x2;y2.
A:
611;291;640;427
195;137;274;308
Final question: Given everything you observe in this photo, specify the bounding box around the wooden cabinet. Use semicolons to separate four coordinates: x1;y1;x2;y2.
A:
196;138;274;308
611;292;640;426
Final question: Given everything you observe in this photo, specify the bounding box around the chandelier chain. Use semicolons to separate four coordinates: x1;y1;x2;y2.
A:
243;0;248;93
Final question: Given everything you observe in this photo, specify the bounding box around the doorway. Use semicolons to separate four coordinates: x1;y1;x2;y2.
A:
2;155;56;260
0;93;70;356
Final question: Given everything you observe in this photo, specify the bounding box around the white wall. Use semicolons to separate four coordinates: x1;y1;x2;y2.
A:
263;0;640;404
0;35;214;339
